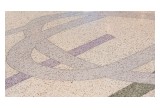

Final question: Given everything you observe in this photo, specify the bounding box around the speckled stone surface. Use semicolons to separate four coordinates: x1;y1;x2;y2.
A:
5;11;155;97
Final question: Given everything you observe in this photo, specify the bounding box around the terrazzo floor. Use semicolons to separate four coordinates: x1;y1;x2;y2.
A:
5;11;155;97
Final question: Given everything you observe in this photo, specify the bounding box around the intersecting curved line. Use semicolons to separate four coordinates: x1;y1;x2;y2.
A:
5;34;115;89
6;12;114;89
5;12;89;36
35;35;114;69
6;11;154;36
6;12;155;84
7;37;154;83
35;39;98;69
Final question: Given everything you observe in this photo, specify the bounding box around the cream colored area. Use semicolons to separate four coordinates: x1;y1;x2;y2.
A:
133;61;155;72
5;77;131;97
143;90;155;97
31;49;49;63
5;11;61;31
5;12;154;97
5;32;25;78
43;15;83;31
5;63;18;78
76;17;154;65
48;19;110;51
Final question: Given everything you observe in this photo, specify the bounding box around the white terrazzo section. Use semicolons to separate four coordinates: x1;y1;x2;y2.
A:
77;17;154;65
5;77;132;97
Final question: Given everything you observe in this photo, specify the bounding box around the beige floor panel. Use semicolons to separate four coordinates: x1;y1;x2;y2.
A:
5;11;155;97
31;49;49;63
78;17;154;65
6;77;131;97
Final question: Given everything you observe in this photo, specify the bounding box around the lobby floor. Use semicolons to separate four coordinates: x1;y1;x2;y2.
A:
5;11;155;97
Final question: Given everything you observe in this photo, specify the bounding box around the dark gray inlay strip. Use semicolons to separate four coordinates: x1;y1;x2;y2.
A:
109;82;155;97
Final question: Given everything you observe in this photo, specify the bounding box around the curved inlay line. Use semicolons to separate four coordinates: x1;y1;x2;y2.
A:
35;39;99;69
6;12;155;84
35;34;114;69
7;42;154;82
5;34;114;89
6;11;154;36
5;12;91;36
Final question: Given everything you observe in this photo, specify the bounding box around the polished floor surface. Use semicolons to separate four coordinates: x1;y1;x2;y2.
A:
5;11;155;97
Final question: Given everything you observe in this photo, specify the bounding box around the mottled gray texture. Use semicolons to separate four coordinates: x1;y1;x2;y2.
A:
6;12;155;93
6;36;155;82
5;34;114;89
6;12;155;82
6;11;154;36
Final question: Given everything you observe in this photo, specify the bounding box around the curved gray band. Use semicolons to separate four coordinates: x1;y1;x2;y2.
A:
35;39;99;69
6;12;155;84
6;37;155;83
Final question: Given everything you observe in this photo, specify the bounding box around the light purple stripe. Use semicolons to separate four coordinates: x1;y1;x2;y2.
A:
5;72;31;89
5;34;114;89
68;34;114;56
41;34;114;67
41;59;60;68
